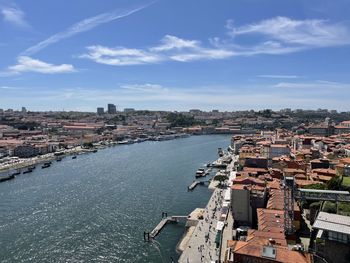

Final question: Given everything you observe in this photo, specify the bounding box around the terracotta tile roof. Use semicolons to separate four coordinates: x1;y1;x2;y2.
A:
267;189;299;212
233;176;266;187
232;241;312;263
247;229;287;247
257;208;285;232
231;184;265;191
311;168;336;176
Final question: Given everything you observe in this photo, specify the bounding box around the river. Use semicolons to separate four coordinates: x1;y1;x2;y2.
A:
0;135;230;263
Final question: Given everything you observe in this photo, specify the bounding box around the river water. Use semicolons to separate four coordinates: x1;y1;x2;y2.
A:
0;135;230;263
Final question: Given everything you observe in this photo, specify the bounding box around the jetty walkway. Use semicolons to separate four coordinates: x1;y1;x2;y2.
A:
188;180;210;191
144;214;188;241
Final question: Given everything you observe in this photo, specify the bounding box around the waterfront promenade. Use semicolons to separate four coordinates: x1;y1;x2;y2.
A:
179;152;237;263
179;187;224;263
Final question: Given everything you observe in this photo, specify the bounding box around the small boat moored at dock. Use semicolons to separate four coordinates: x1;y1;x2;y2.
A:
0;174;15;182
41;163;51;169
11;169;21;176
195;168;206;178
23;168;34;174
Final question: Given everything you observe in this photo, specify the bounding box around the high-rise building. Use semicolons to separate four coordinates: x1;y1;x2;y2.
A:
21;107;27;114
107;104;117;114
97;107;104;115
124;108;135;113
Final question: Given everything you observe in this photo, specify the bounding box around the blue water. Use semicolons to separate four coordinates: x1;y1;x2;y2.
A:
0;135;230;262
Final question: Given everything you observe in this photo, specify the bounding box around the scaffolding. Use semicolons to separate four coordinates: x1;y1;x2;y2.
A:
283;176;295;235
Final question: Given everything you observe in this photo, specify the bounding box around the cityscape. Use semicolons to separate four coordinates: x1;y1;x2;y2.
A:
1;1;350;263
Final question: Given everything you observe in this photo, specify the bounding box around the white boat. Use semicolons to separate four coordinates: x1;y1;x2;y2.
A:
117;140;130;145
195;168;206;178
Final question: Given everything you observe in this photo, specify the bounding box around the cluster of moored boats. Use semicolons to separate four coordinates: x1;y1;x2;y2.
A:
194;147;232;179
0;165;35;182
0;154;81;183
116;133;190;145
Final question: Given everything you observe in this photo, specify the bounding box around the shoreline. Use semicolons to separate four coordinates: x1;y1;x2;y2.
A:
0;133;200;174
177;152;236;262
0;146;89;174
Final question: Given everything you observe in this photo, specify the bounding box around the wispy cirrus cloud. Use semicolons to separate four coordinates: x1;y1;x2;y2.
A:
4;56;76;75
0;86;22;90
80;35;234;65
258;75;300;79
22;1;155;56
79;16;350;66
1;5;30;28
120;83;169;93
225;16;350;55
273;80;350;89
80;45;163;66
228;16;350;47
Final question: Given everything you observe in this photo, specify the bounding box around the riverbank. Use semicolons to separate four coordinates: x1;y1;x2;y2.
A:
0;146;88;174
0;133;192;174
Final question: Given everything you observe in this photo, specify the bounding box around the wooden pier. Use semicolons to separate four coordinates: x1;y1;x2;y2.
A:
144;213;188;241
188;180;210;191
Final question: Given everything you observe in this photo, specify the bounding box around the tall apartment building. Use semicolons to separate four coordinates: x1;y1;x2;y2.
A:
97;107;104;115
107;104;117;114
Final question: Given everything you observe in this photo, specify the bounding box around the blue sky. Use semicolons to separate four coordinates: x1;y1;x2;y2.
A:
1;0;350;111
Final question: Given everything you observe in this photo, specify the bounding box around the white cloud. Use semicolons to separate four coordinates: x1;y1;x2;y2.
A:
80;35;234;65
258;75;300;79
80;45;163;65
273;80;350;89
7;56;76;74
79;16;350;66
1;6;30;28
22;2;154;55
150;35;200;52
226;16;350;54
0;86;22;90
120;83;168;93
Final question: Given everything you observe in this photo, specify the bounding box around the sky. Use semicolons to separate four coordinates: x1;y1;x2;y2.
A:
1;0;350;112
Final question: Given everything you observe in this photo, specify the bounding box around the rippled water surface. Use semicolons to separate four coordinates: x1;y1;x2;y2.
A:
0;135;230;262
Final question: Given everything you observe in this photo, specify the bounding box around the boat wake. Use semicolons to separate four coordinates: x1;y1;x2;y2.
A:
151;239;165;263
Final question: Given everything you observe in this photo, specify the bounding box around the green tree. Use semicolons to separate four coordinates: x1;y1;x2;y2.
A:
83;142;93;148
327;176;342;190
214;175;228;185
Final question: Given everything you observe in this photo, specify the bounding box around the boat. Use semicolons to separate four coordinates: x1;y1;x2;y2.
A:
0;174;15;182
23;168;34;174
11;170;21;176
212;159;227;168
72;155;77;159
195;168;206;178
218;148;224;157
117;140;129;145
92;149;98;153
56;157;62;162
41;163;51;169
